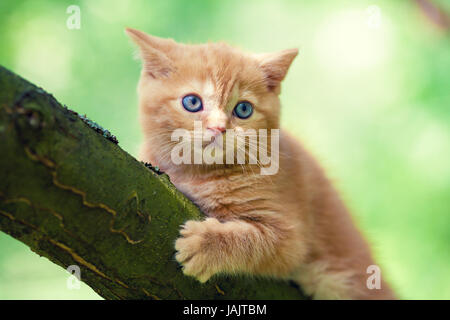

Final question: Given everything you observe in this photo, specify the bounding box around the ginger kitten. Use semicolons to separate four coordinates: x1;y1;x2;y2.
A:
126;28;395;299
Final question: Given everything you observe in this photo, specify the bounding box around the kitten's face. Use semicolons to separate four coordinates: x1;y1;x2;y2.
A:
126;28;297;170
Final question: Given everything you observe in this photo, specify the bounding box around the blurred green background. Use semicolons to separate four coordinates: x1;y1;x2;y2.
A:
0;0;449;300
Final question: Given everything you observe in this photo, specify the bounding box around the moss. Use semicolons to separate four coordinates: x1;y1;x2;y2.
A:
141;161;163;175
78;113;119;144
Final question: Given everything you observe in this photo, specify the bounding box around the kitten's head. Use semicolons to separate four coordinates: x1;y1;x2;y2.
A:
126;28;297;172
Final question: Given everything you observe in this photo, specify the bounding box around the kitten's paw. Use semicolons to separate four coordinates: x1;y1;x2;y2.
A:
175;218;222;283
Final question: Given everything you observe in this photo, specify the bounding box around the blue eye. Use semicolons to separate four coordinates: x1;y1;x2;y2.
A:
233;101;253;119
182;94;203;112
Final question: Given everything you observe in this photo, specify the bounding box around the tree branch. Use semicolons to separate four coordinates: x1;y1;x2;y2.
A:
0;65;306;300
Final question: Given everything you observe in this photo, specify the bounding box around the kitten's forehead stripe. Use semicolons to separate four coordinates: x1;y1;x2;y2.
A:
218;74;238;109
172;44;262;113
220;66;242;108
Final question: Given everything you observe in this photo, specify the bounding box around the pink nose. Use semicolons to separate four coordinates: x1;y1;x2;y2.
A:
207;126;226;135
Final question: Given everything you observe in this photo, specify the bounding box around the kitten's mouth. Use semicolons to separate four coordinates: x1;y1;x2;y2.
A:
203;138;221;147
202;131;224;148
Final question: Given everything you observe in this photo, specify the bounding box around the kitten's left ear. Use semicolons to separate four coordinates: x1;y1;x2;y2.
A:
125;27;177;78
257;48;298;91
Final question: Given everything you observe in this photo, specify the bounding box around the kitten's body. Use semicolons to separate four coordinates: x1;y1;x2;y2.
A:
128;28;395;299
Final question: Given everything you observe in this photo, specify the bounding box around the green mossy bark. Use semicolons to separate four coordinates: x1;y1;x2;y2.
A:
0;65;306;300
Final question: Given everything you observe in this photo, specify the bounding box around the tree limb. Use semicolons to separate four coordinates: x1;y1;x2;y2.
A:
0;65;306;300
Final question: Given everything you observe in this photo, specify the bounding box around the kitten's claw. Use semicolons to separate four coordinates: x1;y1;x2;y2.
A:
175;218;222;283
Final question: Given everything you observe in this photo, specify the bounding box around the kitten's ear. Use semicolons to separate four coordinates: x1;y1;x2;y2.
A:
257;48;298;90
125;28;176;78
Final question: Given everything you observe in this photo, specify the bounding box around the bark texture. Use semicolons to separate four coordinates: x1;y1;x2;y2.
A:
0;66;306;300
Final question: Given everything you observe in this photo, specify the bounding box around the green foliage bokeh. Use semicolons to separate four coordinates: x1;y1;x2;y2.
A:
0;0;449;299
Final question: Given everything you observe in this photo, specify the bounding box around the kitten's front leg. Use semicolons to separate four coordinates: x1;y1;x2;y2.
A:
175;216;303;283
